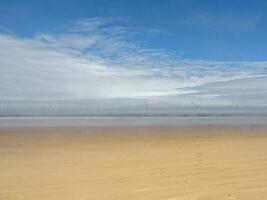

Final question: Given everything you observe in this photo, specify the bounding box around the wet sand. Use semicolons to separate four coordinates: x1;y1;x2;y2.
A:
1;125;267;200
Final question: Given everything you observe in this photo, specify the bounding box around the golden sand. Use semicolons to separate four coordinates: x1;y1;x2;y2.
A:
1;126;267;200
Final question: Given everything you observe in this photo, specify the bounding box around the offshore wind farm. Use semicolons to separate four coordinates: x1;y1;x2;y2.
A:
1;99;267;117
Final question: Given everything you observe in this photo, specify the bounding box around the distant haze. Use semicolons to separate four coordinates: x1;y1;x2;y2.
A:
1;99;267;117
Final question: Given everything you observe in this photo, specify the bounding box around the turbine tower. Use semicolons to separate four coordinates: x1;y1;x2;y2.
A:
146;99;149;115
0;102;3;114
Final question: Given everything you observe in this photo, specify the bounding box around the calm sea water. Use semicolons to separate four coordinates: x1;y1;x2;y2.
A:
0;117;266;128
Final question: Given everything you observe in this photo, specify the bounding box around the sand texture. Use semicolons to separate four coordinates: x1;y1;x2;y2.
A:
1;126;267;200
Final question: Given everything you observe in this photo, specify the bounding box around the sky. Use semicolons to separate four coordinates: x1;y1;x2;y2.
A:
1;0;267;106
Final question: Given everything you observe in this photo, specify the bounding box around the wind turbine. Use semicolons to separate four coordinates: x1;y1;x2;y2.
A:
127;100;131;111
146;99;150;115
50;103;57;113
0;102;3;113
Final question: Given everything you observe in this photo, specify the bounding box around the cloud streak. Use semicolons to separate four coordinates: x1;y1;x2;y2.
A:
0;18;267;106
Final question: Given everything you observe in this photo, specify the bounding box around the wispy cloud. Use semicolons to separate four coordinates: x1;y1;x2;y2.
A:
0;17;267;106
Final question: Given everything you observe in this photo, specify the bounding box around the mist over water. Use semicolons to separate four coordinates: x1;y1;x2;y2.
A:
1;99;267;117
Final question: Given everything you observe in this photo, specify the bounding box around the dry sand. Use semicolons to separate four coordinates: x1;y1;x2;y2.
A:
1;125;267;200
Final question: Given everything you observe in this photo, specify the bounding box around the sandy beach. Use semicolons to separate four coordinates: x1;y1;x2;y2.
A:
1;125;267;200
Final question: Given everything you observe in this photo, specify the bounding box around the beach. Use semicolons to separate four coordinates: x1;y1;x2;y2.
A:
1;125;267;200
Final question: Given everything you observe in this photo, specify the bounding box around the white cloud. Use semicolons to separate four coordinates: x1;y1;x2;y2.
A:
0;18;267;106
181;76;267;106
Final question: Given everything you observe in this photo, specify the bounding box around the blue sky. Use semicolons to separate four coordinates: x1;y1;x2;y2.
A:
1;0;267;60
1;0;267;106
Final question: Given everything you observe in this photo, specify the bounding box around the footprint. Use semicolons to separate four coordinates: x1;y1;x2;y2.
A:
227;194;236;200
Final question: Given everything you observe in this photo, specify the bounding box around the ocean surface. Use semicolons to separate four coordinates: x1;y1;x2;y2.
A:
0;117;267;128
